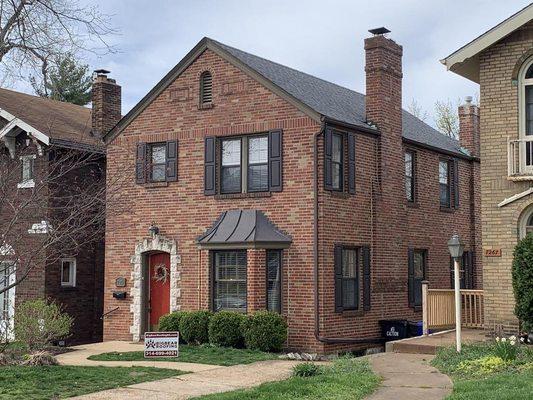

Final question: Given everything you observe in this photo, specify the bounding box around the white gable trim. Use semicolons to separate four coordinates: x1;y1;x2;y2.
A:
498;187;533;208
441;4;533;82
0;108;50;145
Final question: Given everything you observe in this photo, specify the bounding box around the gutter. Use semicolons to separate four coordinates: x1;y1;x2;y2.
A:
313;120;382;345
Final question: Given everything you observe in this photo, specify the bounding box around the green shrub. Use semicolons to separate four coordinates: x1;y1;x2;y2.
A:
512;234;533;331
208;311;245;348
179;311;212;345
14;299;72;351
241;311;287;352
292;362;322;377
159;311;186;332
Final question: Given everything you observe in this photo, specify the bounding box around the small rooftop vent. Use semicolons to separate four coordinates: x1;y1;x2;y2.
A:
93;69;110;77
368;27;391;36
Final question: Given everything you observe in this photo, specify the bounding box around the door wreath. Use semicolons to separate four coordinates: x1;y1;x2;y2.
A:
152;264;169;284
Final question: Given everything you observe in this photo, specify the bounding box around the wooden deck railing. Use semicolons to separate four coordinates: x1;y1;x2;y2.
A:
422;282;484;335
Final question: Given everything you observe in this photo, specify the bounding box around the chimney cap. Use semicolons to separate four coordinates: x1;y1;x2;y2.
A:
465;96;473;104
369;27;391;36
94;69;110;75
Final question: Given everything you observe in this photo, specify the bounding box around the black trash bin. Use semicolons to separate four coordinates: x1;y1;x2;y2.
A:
379;319;408;341
408;320;424;337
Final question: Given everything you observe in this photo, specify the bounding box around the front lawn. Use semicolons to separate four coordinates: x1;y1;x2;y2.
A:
192;357;380;400
432;343;533;400
88;344;278;366
0;365;185;399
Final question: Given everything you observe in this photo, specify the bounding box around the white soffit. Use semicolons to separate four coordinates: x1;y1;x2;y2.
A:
441;4;533;83
0;108;49;145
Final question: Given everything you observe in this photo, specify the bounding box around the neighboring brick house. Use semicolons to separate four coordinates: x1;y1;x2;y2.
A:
442;4;533;334
0;84;110;344
103;29;481;352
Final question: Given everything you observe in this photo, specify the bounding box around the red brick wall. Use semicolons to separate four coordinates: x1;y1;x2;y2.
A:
104;46;480;352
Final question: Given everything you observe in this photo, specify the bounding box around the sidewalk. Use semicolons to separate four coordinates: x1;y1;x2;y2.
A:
70;359;299;399
367;353;452;400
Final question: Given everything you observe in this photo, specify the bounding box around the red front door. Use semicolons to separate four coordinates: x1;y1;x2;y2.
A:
149;253;171;329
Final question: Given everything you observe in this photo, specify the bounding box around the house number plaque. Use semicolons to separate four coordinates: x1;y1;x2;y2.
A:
115;277;126;287
484;249;502;257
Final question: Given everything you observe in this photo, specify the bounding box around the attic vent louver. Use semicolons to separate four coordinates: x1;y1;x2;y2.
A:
200;71;213;104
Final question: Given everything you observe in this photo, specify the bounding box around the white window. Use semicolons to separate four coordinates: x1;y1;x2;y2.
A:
18;155;36;188
519;58;533;173
60;258;76;287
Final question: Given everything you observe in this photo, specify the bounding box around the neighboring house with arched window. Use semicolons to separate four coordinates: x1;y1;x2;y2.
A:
442;3;533;334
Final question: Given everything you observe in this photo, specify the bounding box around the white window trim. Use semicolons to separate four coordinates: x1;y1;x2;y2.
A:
17;154;36;189
0;261;16;341
60;258;77;287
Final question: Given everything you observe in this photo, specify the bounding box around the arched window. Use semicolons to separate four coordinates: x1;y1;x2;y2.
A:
519;59;533;172
518;205;533;239
200;71;213;105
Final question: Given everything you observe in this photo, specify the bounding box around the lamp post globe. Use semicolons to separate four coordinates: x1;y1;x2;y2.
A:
447;234;465;259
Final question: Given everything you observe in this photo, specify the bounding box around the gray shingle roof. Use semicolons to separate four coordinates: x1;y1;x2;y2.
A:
213;40;466;157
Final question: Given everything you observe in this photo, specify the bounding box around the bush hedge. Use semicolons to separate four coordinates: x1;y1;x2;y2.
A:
179;310;212;344
208;311;245;348
241;311;287;352
158;311;185;332
512;234;533;331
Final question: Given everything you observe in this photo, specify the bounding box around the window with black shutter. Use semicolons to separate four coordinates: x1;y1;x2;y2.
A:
325;128;356;194
405;150;415;202
334;245;371;313
450;251;474;289
135;141;178;184
204;131;283;195
408;249;427;309
439;158;459;209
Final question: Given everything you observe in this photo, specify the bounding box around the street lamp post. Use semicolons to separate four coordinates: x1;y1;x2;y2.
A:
447;234;465;353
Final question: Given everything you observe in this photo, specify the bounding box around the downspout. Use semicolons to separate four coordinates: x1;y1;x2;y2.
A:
313;120;382;345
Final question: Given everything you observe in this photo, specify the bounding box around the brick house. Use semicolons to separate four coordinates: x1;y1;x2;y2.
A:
0;81;112;344
442;4;533;333
103;29;481;353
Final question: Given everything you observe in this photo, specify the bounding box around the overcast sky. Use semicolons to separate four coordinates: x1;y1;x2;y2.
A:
79;1;531;125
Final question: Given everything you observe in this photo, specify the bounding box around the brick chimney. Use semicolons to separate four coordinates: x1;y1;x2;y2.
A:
458;96;480;157
91;69;121;138
365;28;403;185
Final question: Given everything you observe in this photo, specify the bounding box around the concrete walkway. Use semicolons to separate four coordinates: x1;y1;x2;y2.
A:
367;353;453;400
57;341;217;372
71;359;299;399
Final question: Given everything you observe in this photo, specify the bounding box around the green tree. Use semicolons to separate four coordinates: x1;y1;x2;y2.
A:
512;234;533;331
31;54;92;105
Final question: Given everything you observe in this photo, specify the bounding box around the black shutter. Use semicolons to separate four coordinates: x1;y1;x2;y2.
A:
324;129;333;190
362;246;371;311
268;129;282;192
348;133;356;194
135;142;147;184
453;159;459;208
334;245;343;313
408;248;414;308
165;140;178;182
204;137;216;195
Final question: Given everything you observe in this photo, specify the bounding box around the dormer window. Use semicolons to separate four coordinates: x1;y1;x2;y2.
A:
200;71;213;105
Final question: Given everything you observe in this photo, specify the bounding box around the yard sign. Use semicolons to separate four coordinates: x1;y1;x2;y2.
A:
144;331;179;358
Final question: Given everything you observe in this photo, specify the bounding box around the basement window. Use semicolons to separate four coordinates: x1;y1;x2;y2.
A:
60;258;76;287
200;71;213;105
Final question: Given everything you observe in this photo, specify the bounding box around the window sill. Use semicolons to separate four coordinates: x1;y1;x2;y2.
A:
215;192;271;200
407;201;419;209
329;190;350;199
17;180;35;189
439;206;455;213
198;102;214;110
60;285;77;291
412;305;422;312
341;309;364;317
142;181;169;189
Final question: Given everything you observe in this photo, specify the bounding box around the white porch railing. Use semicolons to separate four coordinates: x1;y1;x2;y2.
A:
422;282;484;335
508;136;533;179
